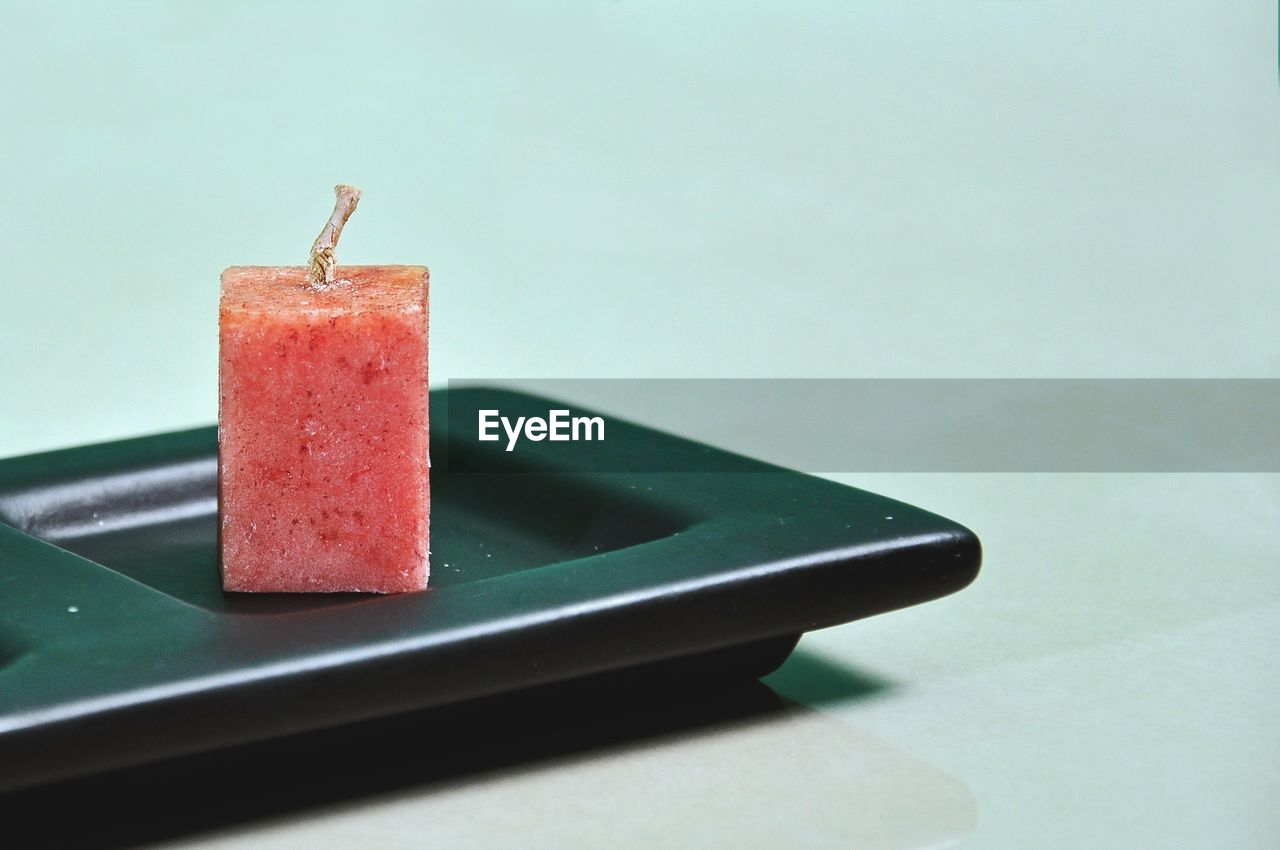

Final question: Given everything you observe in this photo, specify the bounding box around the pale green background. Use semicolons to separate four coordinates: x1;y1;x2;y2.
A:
1;2;1278;847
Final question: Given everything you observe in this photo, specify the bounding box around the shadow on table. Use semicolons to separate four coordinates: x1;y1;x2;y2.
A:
763;644;895;705
0;644;964;849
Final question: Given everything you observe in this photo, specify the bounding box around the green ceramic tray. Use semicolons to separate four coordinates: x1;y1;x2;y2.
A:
0;387;980;792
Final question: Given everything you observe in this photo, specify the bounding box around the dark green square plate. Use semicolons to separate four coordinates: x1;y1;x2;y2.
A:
0;387;979;792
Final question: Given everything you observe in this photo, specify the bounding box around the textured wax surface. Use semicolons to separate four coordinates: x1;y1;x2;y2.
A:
219;266;430;593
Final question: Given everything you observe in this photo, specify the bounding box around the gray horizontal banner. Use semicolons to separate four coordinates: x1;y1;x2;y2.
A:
443;379;1280;473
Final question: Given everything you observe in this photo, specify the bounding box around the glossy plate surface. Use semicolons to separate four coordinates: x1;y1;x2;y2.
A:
0;387;980;792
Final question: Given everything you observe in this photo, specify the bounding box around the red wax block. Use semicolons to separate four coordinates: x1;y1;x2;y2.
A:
219;265;430;593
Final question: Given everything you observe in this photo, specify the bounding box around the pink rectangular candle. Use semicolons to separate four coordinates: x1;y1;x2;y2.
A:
218;187;429;593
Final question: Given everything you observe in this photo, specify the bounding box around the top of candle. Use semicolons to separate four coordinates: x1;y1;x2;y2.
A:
309;184;363;290
222;265;429;315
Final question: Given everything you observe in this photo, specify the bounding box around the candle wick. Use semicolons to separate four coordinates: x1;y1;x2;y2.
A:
309;184;362;289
